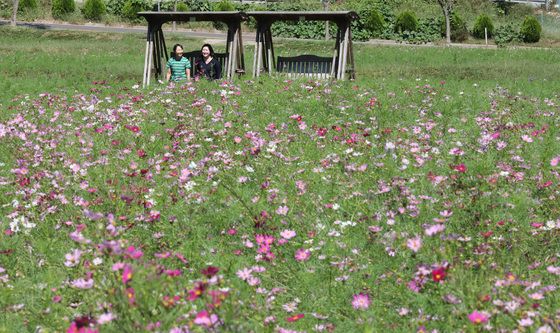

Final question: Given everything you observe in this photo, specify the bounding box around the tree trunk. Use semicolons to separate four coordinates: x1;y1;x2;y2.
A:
444;7;451;44
11;0;19;27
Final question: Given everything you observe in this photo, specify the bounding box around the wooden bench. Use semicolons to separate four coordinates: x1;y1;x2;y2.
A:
276;54;335;79
171;51;229;73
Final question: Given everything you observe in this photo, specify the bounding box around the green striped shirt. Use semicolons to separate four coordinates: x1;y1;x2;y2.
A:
166;57;191;81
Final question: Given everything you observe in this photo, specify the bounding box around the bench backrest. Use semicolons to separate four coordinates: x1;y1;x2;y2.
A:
276;54;336;79
171;51;229;72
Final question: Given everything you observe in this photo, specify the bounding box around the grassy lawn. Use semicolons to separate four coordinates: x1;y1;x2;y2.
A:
0;26;559;332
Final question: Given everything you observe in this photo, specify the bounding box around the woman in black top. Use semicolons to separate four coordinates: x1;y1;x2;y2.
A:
194;44;222;81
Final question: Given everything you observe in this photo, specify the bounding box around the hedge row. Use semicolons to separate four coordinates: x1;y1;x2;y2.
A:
10;0;542;44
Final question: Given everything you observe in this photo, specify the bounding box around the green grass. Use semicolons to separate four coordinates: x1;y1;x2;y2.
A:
1;26;560;105
0;26;559;333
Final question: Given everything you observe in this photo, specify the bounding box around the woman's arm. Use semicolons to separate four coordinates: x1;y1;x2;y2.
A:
166;68;171;82
186;68;191;81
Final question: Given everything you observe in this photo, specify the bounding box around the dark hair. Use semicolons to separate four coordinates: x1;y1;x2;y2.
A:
173;44;184;52
201;44;214;57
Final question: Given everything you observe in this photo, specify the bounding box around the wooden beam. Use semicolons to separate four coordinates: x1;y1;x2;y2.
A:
348;27;355;80
147;39;154;86
340;25;349;80
142;41;150;88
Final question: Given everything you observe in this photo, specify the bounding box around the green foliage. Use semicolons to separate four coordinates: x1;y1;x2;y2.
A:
364;8;385;36
520;15;541;43
176;2;188;11
105;0;126;16
507;3;534;19
121;0;149;21
18;0;38;12
185;0;209;11
394;11;418;33
212;0;234;30
441;12;469;42
82;0;106;20
472;14;494;39
51;0;75;19
213;0;233;11
494;22;520;47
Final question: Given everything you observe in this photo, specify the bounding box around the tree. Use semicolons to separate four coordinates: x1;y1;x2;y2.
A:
436;0;455;44
11;0;19;26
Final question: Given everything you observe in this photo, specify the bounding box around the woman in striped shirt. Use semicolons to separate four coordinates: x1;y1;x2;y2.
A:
166;44;191;82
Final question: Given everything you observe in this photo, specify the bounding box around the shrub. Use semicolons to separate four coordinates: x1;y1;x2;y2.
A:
441;12;468;42
52;0;75;18
185;0;210;11
520;16;541;43
394;11;418;33
472;14;494;39
176;2;188;11
212;0;234;30
364;8;385;35
18;0;38;12
82;0;106;20
213;0;233;11
494;23;520;47
121;0;150;21
105;0;126;16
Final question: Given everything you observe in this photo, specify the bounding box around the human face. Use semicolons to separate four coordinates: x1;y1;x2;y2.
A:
175;46;184;56
201;46;210;58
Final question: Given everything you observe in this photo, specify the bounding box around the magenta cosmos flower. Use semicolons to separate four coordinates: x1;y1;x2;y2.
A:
468;310;489;324
352;293;371;310
294;248;311;262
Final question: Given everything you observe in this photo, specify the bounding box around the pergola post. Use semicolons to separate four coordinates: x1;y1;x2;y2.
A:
139;11;248;86
248;11;358;80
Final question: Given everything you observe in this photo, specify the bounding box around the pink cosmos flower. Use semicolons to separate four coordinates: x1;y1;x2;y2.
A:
425;224;445;236
122;265;133;284
194;310;219;327
67;316;98;333
64;249;83;267
126;288;136;305
126;246;143;259
453;164;467;173
276;205;289;216
468;311;489;324
236;267;252;281
351;293;371;310
294;248;311;262
280;229;296;240
97;313;115;325
551;156;560;167
406;236;422;253
71;278;94;289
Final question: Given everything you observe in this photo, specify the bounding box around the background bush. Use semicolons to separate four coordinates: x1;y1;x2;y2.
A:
494;22;520;46
520;15;541;43
472;13;494;39
364;8;385;37
105;0;125;16
441;12;469;42
121;0;149;21
51;0;75;19
394;11;418;33
82;0;106;20
18;0;37;12
185;0;209;11
212;0;234;30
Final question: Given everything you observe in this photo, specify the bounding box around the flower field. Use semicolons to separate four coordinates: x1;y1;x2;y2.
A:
1;28;560;333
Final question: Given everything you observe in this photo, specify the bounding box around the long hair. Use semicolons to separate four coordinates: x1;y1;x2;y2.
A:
201;44;215;57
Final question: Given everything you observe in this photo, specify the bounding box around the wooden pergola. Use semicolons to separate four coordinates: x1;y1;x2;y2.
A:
138;11;248;87
248;11;359;80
